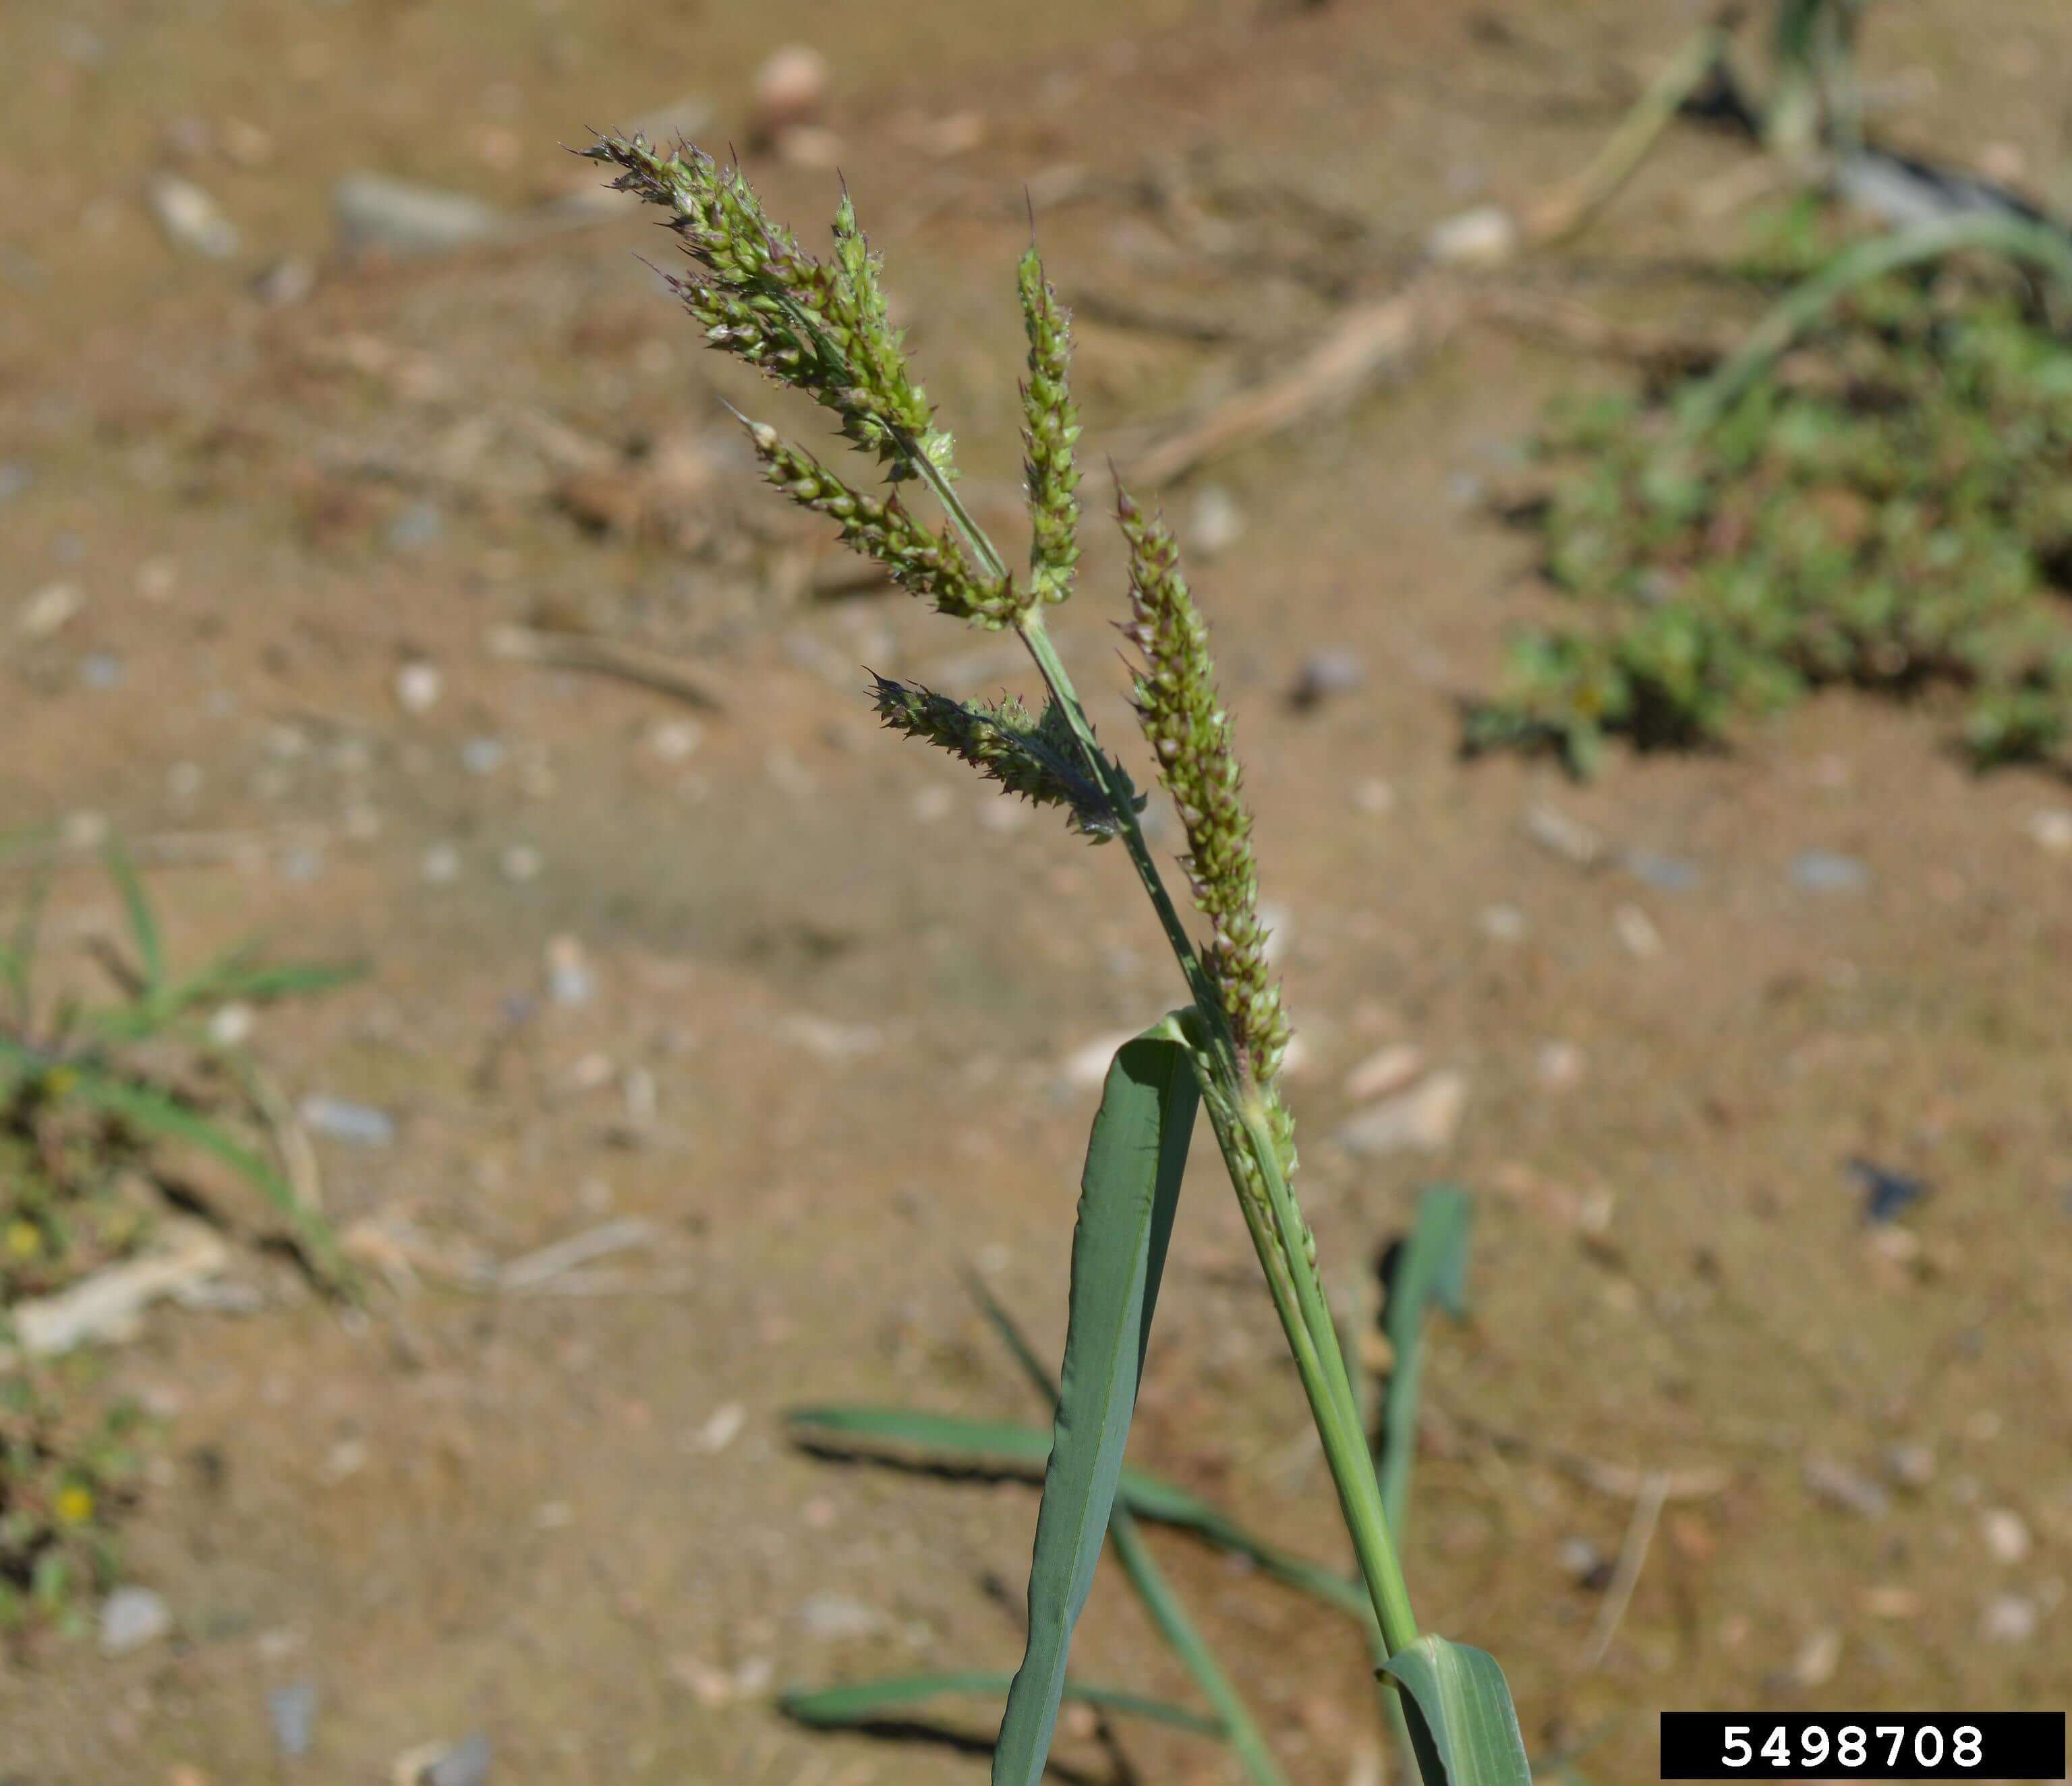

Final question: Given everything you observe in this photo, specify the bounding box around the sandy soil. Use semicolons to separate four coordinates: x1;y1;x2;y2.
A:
4;1;2071;1781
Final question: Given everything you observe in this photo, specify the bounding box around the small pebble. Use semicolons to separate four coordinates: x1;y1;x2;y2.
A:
1787;1627;1841;1688
797;1594;882;1641
1979;1594;2038;1644
1613;903;1663;960
1342;1043;1424;1104
278;844;323;883
1351;778;1396;815
252;256;316;308
1335;1070;1467;1156
1480;904;1526;942
751;45;830;141
99;1586;172;1657
1186;486;1246;557
1804;1453;1889;1520
1535;1039;1586;1089
268;1681;319;1759
136;557;178;601
420;842;462;886
1622;848;1701;892
1557;1536;1611;1590
905;784;953;825
695;1402;747;1454
1290;647;1364;710
1982;1507;2031;1564
424;1733;491;1786
460;736;506;776
386;500;444;553
18;581;83;639
146;173;241;259
1791;849;1870;894
0;463;30;504
298;1095;395;1148
544;934;595;1006
393;661;442;714
333;173;505;258
1424;203;1518;268
647;718;703;762
499;844;542;884
2023;809;2072;855
1861;1584;1919;1620
79;652;123;689
209;1002;255;1047
1883;1441;1935;1490
1847;1157;1927;1225
1523;802;1603;867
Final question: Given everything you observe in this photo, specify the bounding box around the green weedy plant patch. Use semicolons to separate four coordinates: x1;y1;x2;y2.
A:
583;134;1530;1785
1468;212;2072;778
0;1371;146;1636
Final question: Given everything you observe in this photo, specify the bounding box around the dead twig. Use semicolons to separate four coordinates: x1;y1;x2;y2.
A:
1525;10;1742;245
1580;1468;1671;1671
1125;279;1453;487
1472;287;1729;370
241;1062;324;1219
1068;289;1264;346
1441;1407;1731;1503
486;625;726;713
496;1217;655;1292
4;1219;231;1360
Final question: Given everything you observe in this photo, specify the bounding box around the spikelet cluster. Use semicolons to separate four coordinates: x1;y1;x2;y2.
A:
1118;494;1292;1091
745;423;1025;629
585;134;954;481
1017;250;1081;606
869;676;1142;842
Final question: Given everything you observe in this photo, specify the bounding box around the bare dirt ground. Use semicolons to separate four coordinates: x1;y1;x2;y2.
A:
5;1;2072;1781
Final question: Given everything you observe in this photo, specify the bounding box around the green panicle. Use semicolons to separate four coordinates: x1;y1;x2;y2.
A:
1118;492;1292;1092
743;421;1024;629
586;134;952;480
869;676;1145;843
1017;249;1081;605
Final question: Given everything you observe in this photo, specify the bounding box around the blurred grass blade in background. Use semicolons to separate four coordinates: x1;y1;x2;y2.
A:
785;1404;1369;1617
103;839;164;996
991;1025;1197;1786
1382;1636;1533;1786
780;1673;1225;1739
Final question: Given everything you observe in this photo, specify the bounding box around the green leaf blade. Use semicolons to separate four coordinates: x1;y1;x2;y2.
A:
103;840;164;993
1381;1636;1532;1786
991;1027;1198;1786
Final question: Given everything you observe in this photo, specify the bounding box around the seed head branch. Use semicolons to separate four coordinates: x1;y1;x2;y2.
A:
869;676;1145;842
743;421;1026;629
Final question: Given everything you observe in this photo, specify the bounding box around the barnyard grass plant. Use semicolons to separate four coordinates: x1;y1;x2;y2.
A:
586;134;1529;1786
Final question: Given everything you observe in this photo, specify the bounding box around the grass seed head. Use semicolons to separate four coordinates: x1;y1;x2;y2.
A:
1017;248;1082;606
1117;491;1291;1090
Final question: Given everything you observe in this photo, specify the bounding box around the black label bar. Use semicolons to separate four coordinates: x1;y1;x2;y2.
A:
1660;1712;2067;1780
